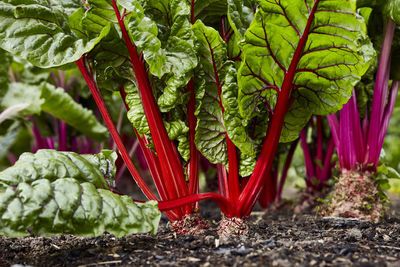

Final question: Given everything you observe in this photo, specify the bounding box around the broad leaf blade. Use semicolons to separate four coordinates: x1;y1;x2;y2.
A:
239;0;368;142
193;21;228;165
1;82;108;141
0;178;160;237
0;150;112;189
385;0;400;25
0;1;108;68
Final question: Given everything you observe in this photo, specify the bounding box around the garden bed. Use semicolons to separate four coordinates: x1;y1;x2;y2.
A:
1;195;399;267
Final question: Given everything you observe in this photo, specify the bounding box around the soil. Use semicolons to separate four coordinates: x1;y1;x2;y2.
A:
1;195;400;267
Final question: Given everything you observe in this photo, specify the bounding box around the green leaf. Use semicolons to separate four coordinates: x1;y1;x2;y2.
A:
1;82;108;141
87;24;131;92
81;150;119;188
0;178;160;237
377;163;389;175
238;0;369;142
227;0;255;38
122;0;198;111
0;149;113;189
122;1;167;78
222;63;267;176
0;1;108;68
387;166;400;179
0;122;20;160
164;120;190;162
384;0;400;25
80;0;118;39
193;20;228;165
125;82;150;137
1;83;44;115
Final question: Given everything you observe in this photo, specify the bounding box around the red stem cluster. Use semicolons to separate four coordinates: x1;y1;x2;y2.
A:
76;0;322;223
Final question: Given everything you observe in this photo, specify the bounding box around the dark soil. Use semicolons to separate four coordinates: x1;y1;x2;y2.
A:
1;195;400;267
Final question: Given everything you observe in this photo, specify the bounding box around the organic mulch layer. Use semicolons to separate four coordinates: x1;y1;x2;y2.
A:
1;196;400;267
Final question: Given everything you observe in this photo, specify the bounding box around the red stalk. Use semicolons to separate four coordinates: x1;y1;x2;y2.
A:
367;19;396;166
320;138;335;182
378;81;399;157
276;139;299;201
186;79;200;199
316;116;323;176
217;164;229;198
119;88;183;218
111;1;190;209
190;0;195;24
349;91;365;165
238;1;321;216
76;57;158;202
300;129;316;180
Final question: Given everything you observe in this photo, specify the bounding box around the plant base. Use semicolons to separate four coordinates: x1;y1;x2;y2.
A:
322;169;383;223
217;216;249;238
169;214;209;235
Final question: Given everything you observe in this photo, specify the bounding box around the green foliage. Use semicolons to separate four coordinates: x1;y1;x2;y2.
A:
0;1;108;68
238;0;370;143
1;82;108;141
384;0;400;25
0;150;161;237
193;20;229;166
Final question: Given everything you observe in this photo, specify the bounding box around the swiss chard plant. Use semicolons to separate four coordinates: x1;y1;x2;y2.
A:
0;0;370;236
324;0;400;222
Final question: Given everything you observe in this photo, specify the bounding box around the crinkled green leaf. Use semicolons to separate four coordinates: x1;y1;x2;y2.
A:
80;0;117;38
0;1;108;68
222;64;268;176
193;20;228;165
49;0;82;17
239;0;368;143
121;2;167;78
164;120;190;162
0;178;160;237
122;0;197;111
223;64;254;156
82;150;119;188
227;0;255;38
125;82;150;136
239;152;256;177
384;0;400;25
0;150;113;189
